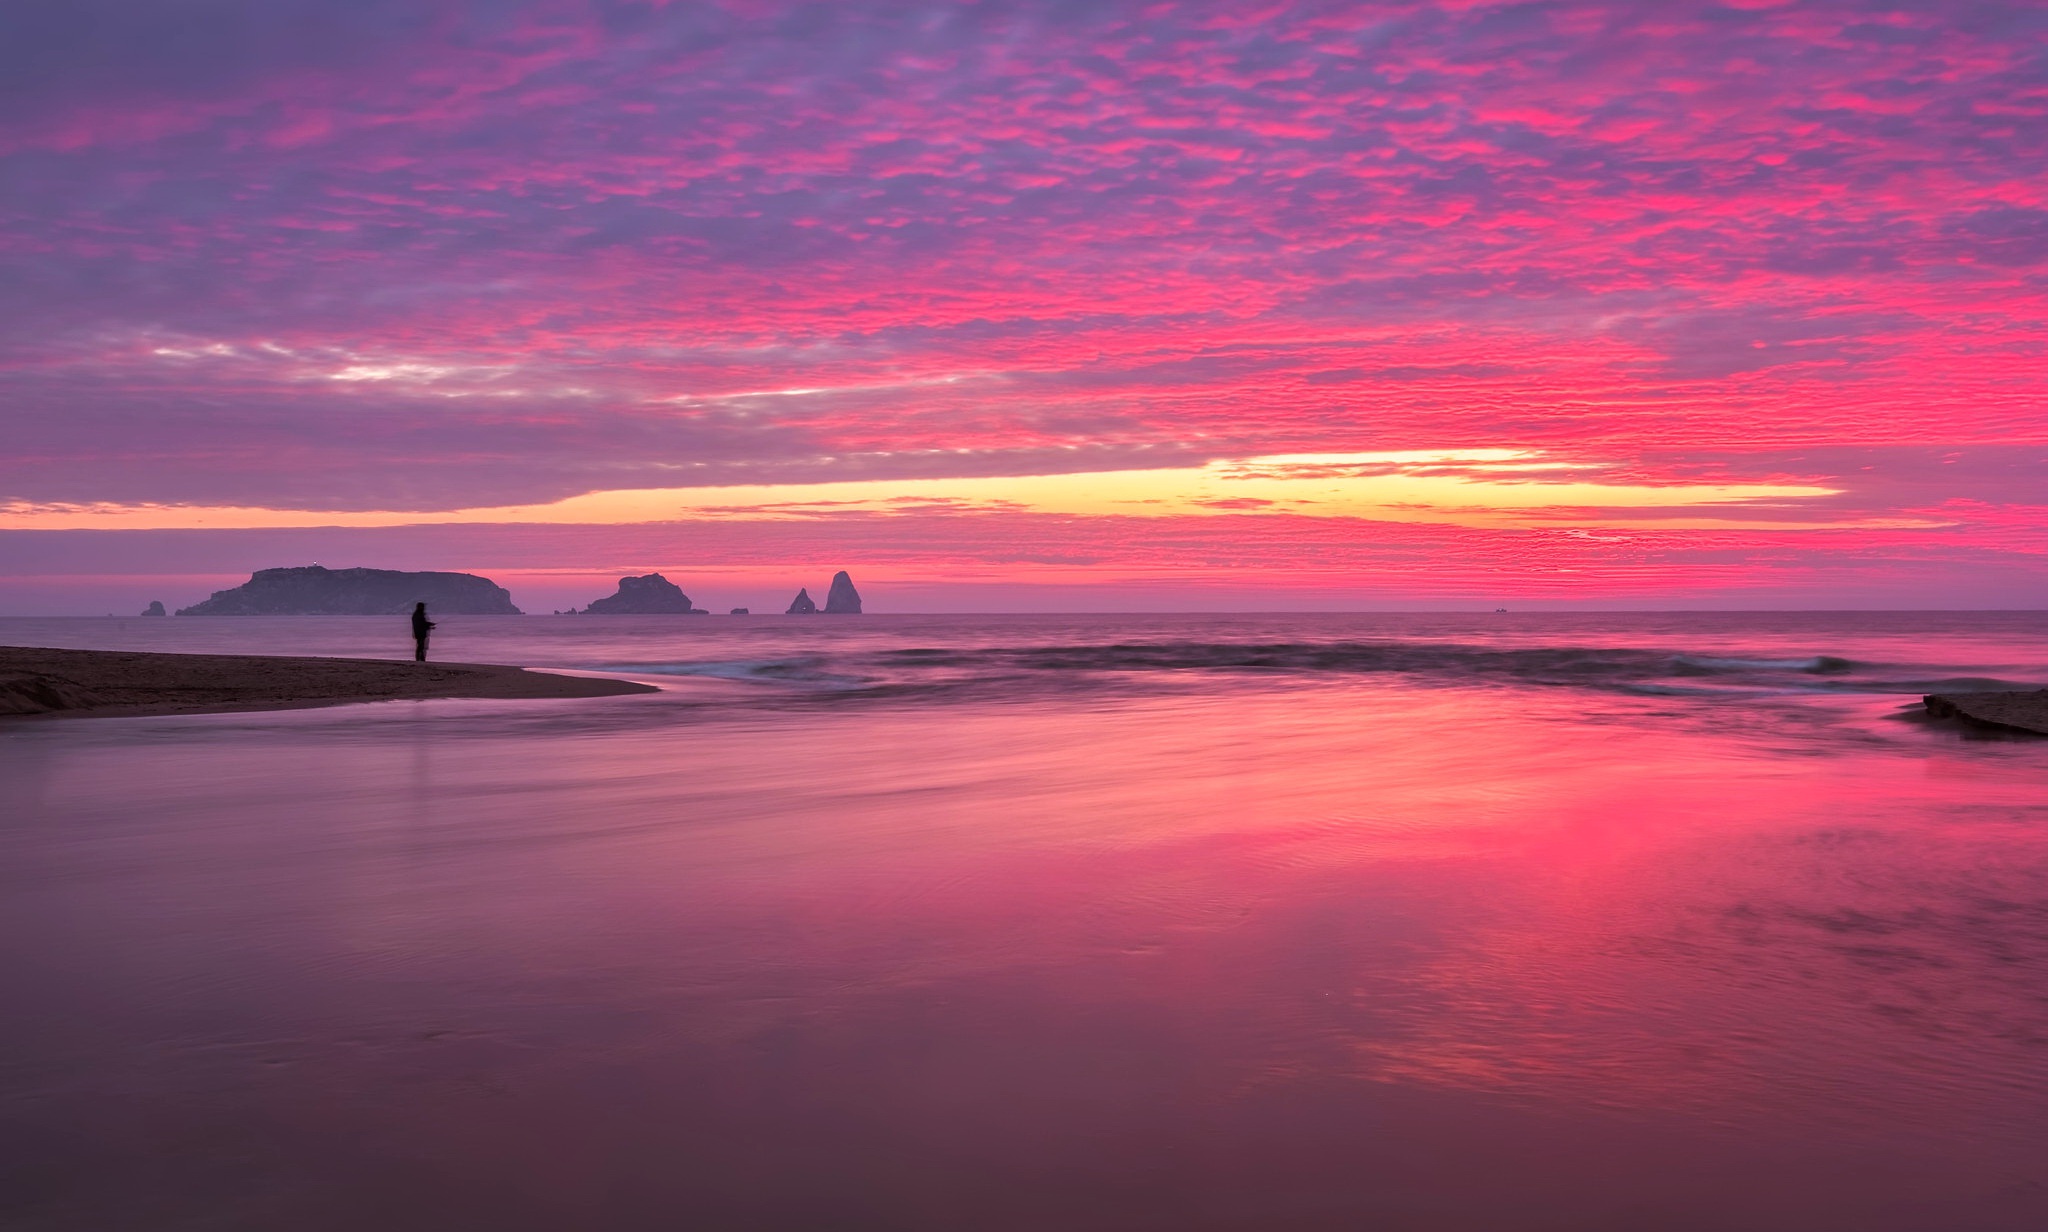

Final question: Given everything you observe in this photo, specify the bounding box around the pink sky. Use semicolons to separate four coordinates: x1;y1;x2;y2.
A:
2;0;2045;612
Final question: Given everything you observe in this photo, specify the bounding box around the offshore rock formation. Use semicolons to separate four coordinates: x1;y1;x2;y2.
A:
729;607;750;615
582;573;706;615
824;570;862;614
141;601;167;617
786;573;862;615
177;566;521;616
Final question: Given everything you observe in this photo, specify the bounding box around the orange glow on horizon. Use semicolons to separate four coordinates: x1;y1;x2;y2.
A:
0;450;1867;533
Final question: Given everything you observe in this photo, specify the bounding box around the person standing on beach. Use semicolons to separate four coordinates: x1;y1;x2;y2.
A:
411;602;435;662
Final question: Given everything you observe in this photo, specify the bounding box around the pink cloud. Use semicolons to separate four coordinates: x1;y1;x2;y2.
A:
0;1;2044;607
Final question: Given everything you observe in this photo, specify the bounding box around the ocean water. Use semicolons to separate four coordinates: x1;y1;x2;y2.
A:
3;611;2046;1230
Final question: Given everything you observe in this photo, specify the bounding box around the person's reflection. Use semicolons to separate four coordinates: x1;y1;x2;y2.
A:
412;603;436;662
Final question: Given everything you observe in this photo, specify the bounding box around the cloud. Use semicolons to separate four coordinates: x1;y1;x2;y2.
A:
1604;305;1912;379
1;1;2045;602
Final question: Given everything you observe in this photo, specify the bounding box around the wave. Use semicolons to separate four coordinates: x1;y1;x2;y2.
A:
626;655;872;689
601;639;2036;705
1670;654;1856;675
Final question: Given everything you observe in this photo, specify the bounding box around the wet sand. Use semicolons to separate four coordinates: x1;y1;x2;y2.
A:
5;614;2048;1230
6;661;2047;1231
0;645;656;719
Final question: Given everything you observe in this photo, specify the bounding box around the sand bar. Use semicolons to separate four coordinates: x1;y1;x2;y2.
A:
1924;689;2048;736
1;645;657;720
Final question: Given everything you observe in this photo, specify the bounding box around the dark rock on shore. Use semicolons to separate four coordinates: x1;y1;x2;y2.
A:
786;588;818;614
583;573;706;615
1924;690;2048;736
824;570;862;614
177;566;521;616
0;672;109;716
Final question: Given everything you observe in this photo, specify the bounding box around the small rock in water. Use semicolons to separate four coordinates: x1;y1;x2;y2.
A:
141;601;167;617
786;588;818;614
729;607;749;615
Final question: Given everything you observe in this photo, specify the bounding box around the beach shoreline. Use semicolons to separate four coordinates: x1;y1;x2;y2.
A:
0;645;657;720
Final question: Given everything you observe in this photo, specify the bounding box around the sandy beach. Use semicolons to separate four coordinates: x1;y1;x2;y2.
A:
0;645;656;719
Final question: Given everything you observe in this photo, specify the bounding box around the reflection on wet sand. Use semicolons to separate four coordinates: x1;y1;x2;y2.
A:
2;623;2046;1230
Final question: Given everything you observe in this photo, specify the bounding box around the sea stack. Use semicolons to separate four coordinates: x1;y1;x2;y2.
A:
176;566;522;615
823;571;862;614
786;588;818;614
141;601;167;617
582;573;706;615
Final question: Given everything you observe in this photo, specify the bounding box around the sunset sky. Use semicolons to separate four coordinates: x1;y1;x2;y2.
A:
3;0;2045;612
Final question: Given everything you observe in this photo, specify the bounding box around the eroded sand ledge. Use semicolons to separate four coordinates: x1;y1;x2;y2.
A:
0;645;657;720
1924;690;2048;736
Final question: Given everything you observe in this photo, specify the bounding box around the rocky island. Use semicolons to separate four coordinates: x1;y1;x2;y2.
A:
178;566;521;615
580;573;707;615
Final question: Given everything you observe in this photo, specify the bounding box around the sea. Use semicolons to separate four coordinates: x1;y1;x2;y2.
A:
3;611;2046;1231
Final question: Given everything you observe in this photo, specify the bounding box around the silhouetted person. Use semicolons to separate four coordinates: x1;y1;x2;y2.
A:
412;602;435;662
